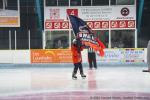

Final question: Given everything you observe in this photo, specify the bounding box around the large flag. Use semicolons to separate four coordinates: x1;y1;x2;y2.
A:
69;15;105;56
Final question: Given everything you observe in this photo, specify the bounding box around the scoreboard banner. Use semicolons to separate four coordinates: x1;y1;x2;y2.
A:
44;6;136;30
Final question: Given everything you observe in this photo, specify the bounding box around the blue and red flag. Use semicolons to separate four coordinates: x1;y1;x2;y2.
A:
69;15;105;56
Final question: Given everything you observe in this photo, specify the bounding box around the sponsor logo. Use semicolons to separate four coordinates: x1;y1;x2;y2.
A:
121;7;129;16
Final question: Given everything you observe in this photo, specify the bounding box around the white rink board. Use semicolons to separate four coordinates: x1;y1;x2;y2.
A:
0;50;30;64
12;50;30;64
0;50;13;63
81;49;88;63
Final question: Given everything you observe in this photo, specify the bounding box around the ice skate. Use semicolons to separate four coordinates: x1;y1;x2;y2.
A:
142;68;150;72
72;74;77;80
81;73;86;79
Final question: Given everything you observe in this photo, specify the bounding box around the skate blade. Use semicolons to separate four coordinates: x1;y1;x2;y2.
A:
72;77;77;80
142;70;150;72
82;77;86;79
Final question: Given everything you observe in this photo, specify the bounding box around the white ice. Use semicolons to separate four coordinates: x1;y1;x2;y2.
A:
0;65;150;96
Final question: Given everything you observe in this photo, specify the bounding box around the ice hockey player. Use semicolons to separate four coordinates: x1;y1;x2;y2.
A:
71;39;86;79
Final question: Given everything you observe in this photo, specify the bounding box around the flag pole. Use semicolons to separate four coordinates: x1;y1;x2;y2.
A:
67;15;76;38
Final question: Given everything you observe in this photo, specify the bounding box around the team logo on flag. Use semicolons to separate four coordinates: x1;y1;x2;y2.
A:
69;15;105;56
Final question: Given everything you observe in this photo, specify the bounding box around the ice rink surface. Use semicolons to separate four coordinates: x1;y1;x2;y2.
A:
0;64;150;100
